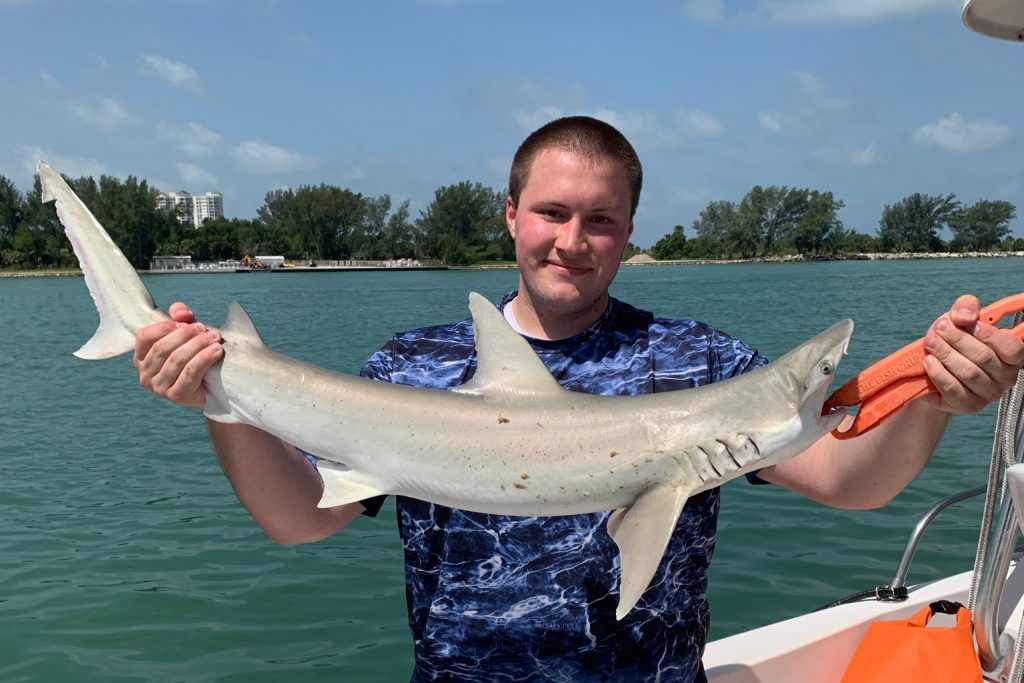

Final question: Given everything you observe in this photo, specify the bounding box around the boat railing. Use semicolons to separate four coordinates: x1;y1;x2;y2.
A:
888;484;988;594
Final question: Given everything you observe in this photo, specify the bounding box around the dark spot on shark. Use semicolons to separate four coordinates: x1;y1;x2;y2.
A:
609;451;619;458
498;416;510;424
514;482;528;490
520;473;529;480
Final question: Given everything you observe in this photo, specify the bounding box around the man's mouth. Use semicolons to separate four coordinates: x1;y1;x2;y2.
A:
546;260;591;276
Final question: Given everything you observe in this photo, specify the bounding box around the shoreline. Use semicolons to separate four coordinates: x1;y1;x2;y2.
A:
4;251;1023;278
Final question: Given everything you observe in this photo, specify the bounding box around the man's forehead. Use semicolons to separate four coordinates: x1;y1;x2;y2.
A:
524;149;630;201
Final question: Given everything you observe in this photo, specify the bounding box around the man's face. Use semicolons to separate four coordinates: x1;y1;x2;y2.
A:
506;148;634;334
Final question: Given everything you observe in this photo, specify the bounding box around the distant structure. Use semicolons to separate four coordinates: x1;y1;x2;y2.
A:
156;190;224;229
150;255;193;271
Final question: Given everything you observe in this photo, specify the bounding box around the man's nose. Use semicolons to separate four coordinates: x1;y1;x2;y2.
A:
554;216;587;252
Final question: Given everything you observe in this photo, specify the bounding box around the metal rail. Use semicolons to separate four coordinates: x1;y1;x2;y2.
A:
888;484;988;593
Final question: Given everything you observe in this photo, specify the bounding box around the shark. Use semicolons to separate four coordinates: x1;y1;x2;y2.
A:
39;160;853;619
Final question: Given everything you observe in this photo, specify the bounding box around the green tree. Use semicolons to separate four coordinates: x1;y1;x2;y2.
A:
385;200;417;259
877;193;959;253
0;176;24;243
650;225;688;260
94;174;173;267
788;191;844;255
620;241;643;261
692;200;742;258
738;185;808;256
21;174;67;267
259;185;367;260
949;200;1016;252
416;181;507;264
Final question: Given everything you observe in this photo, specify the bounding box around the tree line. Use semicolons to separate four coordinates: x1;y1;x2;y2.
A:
0;171;1017;271
0;172;513;269
650;186;1018;260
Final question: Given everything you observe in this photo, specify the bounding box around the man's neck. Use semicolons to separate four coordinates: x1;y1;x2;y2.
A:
508;291;608;341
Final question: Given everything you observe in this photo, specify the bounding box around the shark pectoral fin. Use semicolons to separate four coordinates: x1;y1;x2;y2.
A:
607;483;693;621
316;461;385;509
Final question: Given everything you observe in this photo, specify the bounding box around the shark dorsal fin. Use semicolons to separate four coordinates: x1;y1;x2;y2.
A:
455;292;564;401
221;300;265;345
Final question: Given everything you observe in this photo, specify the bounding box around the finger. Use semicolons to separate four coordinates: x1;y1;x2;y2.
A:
140;323;212;391
936;319;1023;391
948;294;981;329
971;322;1024;369
168;302;196;324
163;340;223;408
923;354;971;413
926;322;1007;408
134;320;184;368
148;328;221;398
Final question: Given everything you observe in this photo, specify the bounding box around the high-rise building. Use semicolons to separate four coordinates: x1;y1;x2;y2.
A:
156;190;224;229
192;192;224;228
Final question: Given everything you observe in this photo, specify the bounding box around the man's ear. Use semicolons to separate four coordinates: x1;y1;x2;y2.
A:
506;196;517;240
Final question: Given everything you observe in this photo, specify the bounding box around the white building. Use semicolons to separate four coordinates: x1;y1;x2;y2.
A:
156;190;224;229
192;192;224;228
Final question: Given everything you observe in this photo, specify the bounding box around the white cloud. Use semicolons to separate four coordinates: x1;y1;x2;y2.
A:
914;113;1011;153
341;165;367;182
514;105;567;132
487;155;512;183
760;71;848;137
231;139;318;174
686;0;725;21
20;145;109;180
178;163;219;188
754;0;948;24
758;111;800;136
675;109;725;137
512;106;723;150
139;54;203;94
794;71;849;112
668;187;713;206
596;108;724;149
157;121;223;157
812;142;880;166
40;70;62;90
69;96;142;131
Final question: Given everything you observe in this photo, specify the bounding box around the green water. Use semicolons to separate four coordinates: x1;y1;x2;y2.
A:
1;259;1020;681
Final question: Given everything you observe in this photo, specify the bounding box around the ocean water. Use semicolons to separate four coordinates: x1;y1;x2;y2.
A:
1;258;1020;681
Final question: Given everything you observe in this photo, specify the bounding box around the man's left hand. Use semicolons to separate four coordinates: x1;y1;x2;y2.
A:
922;294;1024;414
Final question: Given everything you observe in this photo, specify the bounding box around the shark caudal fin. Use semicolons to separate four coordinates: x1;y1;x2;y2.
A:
38;161;169;359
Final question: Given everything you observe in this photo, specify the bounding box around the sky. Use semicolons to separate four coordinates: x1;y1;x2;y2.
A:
1;0;1021;248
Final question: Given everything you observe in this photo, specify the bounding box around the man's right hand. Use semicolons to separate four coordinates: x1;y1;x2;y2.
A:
134;302;223;410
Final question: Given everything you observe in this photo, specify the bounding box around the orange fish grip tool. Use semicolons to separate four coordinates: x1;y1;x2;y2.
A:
823;292;1024;440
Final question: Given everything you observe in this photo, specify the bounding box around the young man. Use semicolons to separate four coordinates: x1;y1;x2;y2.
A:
134;117;1024;682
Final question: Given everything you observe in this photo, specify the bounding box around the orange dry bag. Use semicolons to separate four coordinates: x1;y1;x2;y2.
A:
840;600;983;683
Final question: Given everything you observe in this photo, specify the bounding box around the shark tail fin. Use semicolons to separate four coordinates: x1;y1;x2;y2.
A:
607;483;693;620
37;161;168;359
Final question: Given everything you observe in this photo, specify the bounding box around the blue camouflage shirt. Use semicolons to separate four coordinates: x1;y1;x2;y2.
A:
357;292;767;683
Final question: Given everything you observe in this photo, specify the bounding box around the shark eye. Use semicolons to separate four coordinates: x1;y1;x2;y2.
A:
818;361;834;376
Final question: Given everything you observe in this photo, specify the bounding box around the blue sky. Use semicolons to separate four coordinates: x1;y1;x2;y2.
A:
1;0;1020;247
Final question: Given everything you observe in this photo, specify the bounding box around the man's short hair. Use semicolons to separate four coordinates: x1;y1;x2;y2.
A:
508;116;643;217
